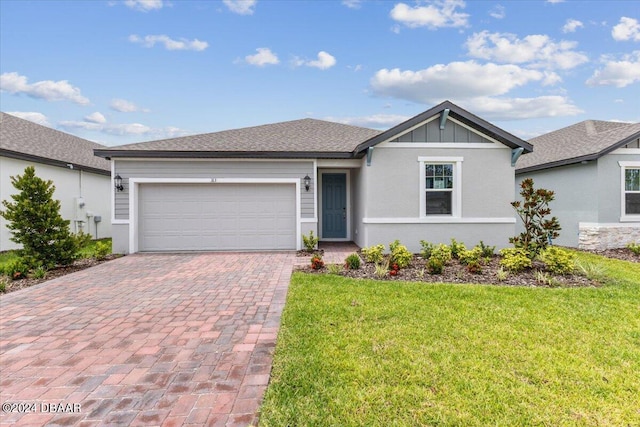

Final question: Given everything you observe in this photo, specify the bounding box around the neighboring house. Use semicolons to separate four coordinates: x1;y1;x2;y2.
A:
1;112;112;251
94;101;532;254
515;120;640;250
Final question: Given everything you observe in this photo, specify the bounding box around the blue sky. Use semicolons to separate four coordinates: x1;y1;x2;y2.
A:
1;0;639;146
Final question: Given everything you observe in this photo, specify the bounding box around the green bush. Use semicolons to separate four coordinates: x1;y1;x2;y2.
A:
539;247;575;275
31;265;47;279
93;241;111;260
0;276;7;293
430;244;452;266
499;248;532;273
389;240;412;268
344;253;362;270
302;231;319;252
627;242;640;255
427;257;444;274
450;238;467;259
478;241;496;258
458;246;483;265
4;258;31;280
361;244;385;263
419;240;435;259
326;264;342;275
0;166;83;268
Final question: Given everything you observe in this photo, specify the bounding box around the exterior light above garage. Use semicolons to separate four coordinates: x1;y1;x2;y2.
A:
303;175;311;191
114;174;124;192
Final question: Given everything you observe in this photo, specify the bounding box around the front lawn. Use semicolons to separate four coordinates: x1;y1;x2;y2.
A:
260;252;640;426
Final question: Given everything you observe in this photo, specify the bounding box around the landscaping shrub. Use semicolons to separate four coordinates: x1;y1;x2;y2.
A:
478;241;496;258
539;247;575;275
310;254;324;270
427;257;444;274
302;231;319;252
466;260;483;274
0;166;84;268
389;240;412;268
449;238;467;259
499;248;532;273
344;253;362;270
31;265;47;279
458;246;483;265
419;240;435;259
361;244;385;263
4;258;31;281
92;241;111;260
326;264;342;275
374;260;389;278
510;178;561;257
430;244;452;265
627;242;640;255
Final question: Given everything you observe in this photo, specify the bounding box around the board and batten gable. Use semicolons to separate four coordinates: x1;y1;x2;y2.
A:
355;115;518;252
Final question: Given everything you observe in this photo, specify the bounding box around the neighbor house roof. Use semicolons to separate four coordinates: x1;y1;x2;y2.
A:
95;118;382;159
94;100;532;160
1;112;110;175
515;120;640;174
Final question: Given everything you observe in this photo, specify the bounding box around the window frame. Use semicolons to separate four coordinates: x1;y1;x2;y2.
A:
620;161;640;221
419;157;463;218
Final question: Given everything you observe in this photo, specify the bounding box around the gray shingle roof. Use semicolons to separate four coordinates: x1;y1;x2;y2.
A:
1;112;110;174
96;118;382;158
516;120;640;173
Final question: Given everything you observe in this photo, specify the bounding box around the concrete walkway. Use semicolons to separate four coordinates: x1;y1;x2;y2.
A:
0;252;294;427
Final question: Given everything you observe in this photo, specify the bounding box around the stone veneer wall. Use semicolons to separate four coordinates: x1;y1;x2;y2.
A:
578;223;640;250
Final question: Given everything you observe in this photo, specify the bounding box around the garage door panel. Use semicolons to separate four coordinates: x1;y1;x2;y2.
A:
139;183;296;251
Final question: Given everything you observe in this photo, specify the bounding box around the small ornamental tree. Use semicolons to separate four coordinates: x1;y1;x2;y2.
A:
510;178;561;257
0;166;80;268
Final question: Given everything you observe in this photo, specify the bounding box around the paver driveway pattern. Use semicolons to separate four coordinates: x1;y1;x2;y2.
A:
0;252;295;426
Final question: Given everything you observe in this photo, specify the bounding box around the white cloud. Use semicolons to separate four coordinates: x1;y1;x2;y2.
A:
245;48;280;66
223;0;256;15
128;34;208;51
293;51;337;70
6;111;51;127
342;0;363;9
612;17;640;41
489;5;505;19
466;31;588;69
123;0;165;11
458;96;583;120
562;19;584;33
110;98;148;112
0;72;90;105
371;61;553;101
324;114;410;129
390;0;469;30
85;112;106;124
59;116;189;138
586;51;640;87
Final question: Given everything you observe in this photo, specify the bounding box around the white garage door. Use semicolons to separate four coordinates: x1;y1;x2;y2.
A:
138;183;297;251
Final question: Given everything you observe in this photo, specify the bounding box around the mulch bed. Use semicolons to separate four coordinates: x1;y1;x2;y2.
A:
299;246;640;287
1;255;122;295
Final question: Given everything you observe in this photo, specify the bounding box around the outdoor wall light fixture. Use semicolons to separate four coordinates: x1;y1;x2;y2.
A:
114;174;124;192
303;175;311;191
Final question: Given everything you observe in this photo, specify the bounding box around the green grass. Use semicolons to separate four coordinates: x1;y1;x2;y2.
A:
260;252;640;426
0;238;112;271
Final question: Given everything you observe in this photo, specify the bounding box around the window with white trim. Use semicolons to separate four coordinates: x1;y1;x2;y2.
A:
625;167;640;215
419;157;463;217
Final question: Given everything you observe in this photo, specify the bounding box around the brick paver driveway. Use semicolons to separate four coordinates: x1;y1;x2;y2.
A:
0;252;295;426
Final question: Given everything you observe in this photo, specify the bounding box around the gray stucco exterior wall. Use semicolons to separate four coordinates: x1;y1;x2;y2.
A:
358;145;516;252
515;162;598;247
114;159;315;220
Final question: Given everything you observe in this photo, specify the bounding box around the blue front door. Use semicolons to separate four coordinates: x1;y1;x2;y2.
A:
322;173;347;239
